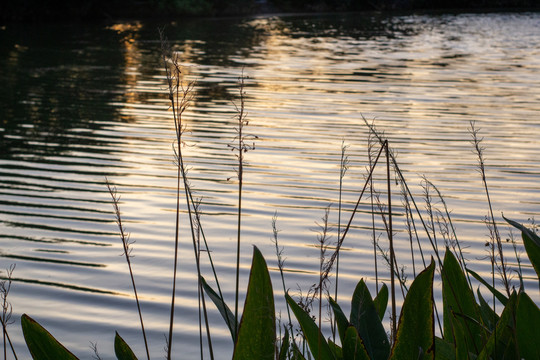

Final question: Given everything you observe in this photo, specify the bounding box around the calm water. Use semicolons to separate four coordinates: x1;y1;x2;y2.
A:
1;11;540;359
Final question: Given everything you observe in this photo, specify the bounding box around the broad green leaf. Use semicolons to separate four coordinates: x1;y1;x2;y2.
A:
515;291;540;359
373;283;388;321
442;249;487;352
233;246;275;360
21;314;79;360
285;293;335;360
342;326;370;360
476;292;517;360
504;216;540;280
390;259;435;360
349;279;390;360
114;332;138;360
201;276;237;340
467;269;508;306
329;297;349;344
328;340;343;360
434;337;455;360
476;288;498;331
450;312;469;360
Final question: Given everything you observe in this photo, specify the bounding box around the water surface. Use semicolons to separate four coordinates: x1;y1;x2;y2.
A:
1;11;539;359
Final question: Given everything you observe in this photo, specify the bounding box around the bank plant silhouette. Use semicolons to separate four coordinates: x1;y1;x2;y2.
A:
4;38;540;360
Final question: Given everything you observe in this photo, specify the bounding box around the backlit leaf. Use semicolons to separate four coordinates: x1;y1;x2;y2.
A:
114;332;138;360
233;246;275;360
21;314;79;360
390;259;435;359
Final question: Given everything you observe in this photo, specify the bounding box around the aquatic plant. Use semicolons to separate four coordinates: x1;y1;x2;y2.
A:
17;216;540;359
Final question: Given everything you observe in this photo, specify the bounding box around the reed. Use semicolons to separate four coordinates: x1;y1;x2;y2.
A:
332;141;349;342
106;180;150;360
0;265;17;360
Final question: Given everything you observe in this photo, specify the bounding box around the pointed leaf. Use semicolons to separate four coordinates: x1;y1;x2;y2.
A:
114;332;138;360
286;294;335;360
504;216;540;280
515;291;540;359
442;249;487;352
21;314;79;360
329;297;349;344
450;313;469;360
328;340;343;360
233;246;275;360
349;279;390;360
342;326;370;360
201;276;237;340
476;288;498;331
467;269;508;306
476;292;517;360
390;259;435;359
373;284;388;321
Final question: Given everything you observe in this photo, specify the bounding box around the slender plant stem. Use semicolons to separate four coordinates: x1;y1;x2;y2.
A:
339;142;385;245
368;135;380;293
384;141;397;342
364;117;493;346
232;73;253;339
1;265;17;360
178;148;215;360
333;141;348;342
106;181;150;360
272;214;293;332
469;122;510;297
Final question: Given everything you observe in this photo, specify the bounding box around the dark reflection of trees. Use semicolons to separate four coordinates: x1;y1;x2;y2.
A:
0;23;130;160
0;13;424;160
143;13;423;104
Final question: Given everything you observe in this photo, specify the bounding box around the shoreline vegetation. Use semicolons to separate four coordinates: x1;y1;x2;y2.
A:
2;35;539;359
1;0;539;23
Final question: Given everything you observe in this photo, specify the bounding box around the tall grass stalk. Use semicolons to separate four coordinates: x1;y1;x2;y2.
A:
334;142;349;301
271;214;293;334
363;117;451;336
400;179;417;278
305;139;385;324
317;207;331;360
421;176;471;287
187;187;233;340
332;141;349;342
106;180;150;360
160;31;215;359
385;140;397;341
365;120;498;347
175;154;215;360
230;72;255;338
469;121;511;297
160;31;182;359
1;265;17;360
368;132;380;293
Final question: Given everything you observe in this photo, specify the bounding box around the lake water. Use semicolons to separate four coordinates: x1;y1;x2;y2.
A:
1;10;539;359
